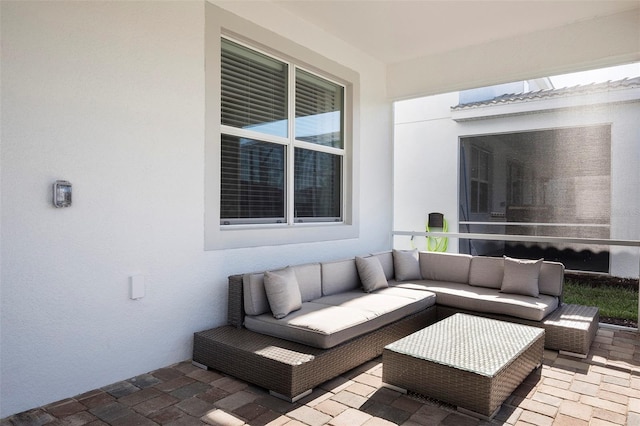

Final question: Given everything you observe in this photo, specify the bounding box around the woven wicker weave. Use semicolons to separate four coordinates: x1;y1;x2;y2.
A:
195;306;437;400
383;313;544;419
227;274;245;329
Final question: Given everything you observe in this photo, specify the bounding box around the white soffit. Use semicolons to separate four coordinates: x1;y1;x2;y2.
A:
274;0;640;65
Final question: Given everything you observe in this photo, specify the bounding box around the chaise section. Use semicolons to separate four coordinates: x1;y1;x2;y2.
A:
394;281;559;321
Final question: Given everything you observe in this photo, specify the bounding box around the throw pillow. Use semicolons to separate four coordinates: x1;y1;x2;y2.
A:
355;256;388;292
264;267;302;319
500;256;543;297
393;249;422;281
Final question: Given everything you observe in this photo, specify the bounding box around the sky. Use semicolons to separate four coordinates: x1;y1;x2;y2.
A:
549;62;640;89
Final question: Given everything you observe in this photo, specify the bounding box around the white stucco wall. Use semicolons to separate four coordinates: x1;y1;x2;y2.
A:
394;90;640;278
0;1;391;417
392;93;461;252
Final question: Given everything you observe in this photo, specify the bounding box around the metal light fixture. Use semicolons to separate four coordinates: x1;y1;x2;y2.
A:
53;180;72;208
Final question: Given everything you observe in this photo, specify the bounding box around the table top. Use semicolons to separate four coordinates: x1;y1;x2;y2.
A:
385;313;544;377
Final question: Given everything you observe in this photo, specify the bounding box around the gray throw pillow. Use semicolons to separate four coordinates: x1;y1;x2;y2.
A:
500;256;543;297
393;249;422;281
264;267;302;319
355;256;388;292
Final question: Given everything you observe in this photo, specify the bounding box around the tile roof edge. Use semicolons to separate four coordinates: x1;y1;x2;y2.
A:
452;76;640;110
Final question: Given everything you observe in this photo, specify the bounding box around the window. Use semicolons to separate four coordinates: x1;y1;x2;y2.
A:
205;3;359;250
470;146;490;213
507;161;523;206
220;38;344;225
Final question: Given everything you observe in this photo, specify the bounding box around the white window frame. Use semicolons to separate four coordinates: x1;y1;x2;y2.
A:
204;3;360;250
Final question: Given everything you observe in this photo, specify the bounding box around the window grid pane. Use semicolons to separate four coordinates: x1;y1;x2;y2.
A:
221;39;288;138
295;69;344;149
294;148;341;221
220;135;285;223
220;38;345;226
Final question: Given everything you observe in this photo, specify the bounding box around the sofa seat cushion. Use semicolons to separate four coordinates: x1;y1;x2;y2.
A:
314;289;435;314
372;286;437;303
244;289;435;349
392;281;558;321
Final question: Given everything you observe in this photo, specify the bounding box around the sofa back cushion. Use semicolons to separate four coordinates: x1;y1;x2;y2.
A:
355;256;388;292
264;267;303;319
292;263;322;302
539;261;564;297
243;262;322;317
371;251;395;281
419;252;472;284
393;249;422;281
468;256;504;289
243;272;269;316
468;256;564;297
500;257;543;297
322;258;360;296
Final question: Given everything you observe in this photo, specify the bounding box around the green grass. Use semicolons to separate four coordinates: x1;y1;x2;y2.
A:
563;279;638;321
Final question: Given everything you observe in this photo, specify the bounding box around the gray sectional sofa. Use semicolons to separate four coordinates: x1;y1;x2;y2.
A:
193;250;599;402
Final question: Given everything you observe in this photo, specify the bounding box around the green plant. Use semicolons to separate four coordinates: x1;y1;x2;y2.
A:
563;279;638;322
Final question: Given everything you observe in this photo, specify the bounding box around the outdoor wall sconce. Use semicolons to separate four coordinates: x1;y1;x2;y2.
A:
53;180;72;208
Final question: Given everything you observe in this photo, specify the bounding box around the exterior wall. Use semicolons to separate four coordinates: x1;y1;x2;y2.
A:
394;91;640;278
0;1;391;417
393;93;461;253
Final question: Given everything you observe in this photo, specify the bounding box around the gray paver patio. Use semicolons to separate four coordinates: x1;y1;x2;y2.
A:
2;326;639;425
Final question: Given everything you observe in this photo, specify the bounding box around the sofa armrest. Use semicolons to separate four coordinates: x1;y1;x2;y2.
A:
228;274;245;328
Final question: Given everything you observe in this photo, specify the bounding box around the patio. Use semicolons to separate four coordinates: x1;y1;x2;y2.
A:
3;326;639;426
2;0;639;420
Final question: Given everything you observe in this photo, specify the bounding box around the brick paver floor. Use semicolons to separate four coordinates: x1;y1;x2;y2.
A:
2;327;639;425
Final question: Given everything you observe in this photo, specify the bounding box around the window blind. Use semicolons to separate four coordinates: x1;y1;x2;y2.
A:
221;39;288;138
220;135;285;224
295;69;343;148
294;148;341;221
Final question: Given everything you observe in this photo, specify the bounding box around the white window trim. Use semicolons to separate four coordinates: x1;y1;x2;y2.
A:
205;3;360;250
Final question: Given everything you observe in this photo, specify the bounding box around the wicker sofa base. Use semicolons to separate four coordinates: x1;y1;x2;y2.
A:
437;303;599;358
193;306;437;401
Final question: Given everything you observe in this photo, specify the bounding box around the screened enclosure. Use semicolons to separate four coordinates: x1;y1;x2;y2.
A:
459;125;612;272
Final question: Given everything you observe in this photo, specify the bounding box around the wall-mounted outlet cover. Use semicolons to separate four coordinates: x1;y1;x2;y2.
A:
130;276;145;300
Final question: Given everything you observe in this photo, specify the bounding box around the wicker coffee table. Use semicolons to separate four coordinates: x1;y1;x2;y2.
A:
383;313;545;419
